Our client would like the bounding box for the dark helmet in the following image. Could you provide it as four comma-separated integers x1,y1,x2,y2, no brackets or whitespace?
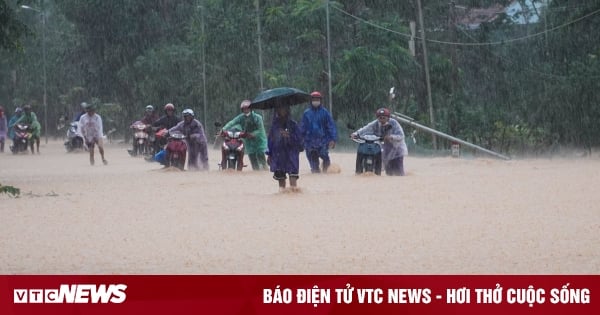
376,107,391,118
23,104,32,112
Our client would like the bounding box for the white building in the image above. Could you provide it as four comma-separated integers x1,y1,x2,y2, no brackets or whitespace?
505,0,551,25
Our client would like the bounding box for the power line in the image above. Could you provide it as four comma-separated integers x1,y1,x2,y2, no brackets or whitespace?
331,5,600,46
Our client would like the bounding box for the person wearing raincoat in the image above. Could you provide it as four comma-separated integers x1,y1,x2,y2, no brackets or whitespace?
300,91,337,173
8,107,22,149
0,106,7,153
351,107,407,176
168,108,209,171
266,104,303,191
221,100,268,170
14,104,42,154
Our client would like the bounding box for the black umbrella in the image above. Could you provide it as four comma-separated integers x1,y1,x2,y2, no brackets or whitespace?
250,87,311,110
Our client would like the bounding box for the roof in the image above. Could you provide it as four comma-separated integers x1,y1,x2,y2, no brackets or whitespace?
456,4,505,30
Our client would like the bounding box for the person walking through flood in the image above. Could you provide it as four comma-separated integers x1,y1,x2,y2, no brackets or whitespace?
266,104,303,191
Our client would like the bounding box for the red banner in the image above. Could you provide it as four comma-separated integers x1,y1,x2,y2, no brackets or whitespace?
1,275,597,315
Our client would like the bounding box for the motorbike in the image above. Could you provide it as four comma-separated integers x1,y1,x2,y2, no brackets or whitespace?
11,123,32,154
352,134,383,175
165,131,187,170
152,127,168,154
219,129,247,171
64,122,85,152
128,121,151,157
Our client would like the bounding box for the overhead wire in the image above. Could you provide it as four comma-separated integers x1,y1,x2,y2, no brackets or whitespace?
331,5,600,46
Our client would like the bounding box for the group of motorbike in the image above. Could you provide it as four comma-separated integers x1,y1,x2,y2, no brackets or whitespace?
12,118,84,154
126,121,188,171
126,119,381,174
125,120,246,171
59,107,385,175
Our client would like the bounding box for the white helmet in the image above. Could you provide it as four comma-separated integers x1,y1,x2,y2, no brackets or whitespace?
182,108,194,117
145,105,154,112
240,100,251,109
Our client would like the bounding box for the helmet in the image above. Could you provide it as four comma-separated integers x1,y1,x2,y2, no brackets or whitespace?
164,103,175,111
240,100,251,109
145,105,154,112
376,107,391,118
310,91,322,98
85,103,96,111
182,108,194,117
15,107,22,114
23,104,32,111
80,102,88,109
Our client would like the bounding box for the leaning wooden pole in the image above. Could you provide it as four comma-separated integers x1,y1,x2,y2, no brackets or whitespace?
392,112,511,160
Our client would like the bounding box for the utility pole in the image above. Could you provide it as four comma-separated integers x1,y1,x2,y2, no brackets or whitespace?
416,0,436,149
21,4,48,144
448,1,459,90
325,0,333,115
200,2,207,129
42,6,47,144
255,0,264,91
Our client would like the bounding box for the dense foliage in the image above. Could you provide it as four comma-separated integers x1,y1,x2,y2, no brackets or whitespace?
1,0,599,156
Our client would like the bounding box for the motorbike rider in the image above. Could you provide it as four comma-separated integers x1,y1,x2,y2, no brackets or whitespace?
140,105,158,125
147,103,182,161
221,99,268,171
14,104,42,154
7,107,22,150
0,106,7,153
153,103,181,130
351,107,407,176
74,102,87,122
63,102,86,152
168,108,209,171
130,105,158,155
300,91,337,173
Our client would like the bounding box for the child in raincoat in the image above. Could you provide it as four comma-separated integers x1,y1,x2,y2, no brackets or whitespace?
266,104,303,191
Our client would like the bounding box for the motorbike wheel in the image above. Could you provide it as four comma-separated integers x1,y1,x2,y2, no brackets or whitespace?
73,137,83,150
175,157,186,171
364,157,374,173
355,154,364,174
227,158,237,170
136,140,146,156
66,138,82,152
17,140,28,154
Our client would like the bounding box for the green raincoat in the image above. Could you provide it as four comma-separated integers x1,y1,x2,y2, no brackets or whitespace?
15,112,41,138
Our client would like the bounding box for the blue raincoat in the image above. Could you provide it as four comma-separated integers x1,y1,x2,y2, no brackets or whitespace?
300,105,337,149
267,114,303,175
